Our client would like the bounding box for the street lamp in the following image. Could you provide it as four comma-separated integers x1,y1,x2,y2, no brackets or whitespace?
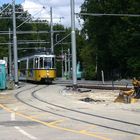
71,0,77,88
55,34,59,42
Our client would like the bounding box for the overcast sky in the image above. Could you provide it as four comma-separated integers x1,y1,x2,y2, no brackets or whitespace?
0,0,84,28
22,0,84,28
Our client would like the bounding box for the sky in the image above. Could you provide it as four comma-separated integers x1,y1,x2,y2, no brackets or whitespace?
0,0,84,28
22,0,84,28
0,0,24,5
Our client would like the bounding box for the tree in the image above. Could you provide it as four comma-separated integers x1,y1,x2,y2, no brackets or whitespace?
81,0,140,80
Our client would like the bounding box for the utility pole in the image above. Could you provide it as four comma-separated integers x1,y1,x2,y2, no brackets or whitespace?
50,7,54,53
71,0,77,87
68,48,71,79
61,47,64,78
64,52,67,79
12,0,18,84
8,28,12,78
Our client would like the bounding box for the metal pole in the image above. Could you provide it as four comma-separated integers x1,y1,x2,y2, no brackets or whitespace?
64,52,67,79
61,47,64,78
101,70,105,84
68,48,71,79
8,28,12,78
12,0,18,84
71,0,77,87
50,7,54,53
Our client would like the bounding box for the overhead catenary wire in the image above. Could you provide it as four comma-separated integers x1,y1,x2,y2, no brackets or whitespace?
0,3,11,14
16,8,44,29
77,13,140,17
54,33,71,47
0,30,65,35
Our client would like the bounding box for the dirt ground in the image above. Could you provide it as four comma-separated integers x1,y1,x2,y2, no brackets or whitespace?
62,88,140,112
66,89,118,103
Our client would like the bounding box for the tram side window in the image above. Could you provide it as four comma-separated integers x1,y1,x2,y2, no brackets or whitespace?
34,57,39,69
52,58,55,68
29,58,33,69
20,60,26,69
39,57,44,68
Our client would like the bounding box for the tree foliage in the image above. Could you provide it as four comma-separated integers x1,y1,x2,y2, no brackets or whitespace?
81,0,140,79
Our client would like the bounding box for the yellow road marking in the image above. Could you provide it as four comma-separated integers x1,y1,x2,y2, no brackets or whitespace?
48,119,65,125
81,131,126,136
31,112,49,118
79,125,96,133
0,104,111,140
29,113,65,125
80,130,87,133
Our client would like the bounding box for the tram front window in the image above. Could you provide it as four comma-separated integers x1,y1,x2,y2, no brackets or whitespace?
44,57,51,69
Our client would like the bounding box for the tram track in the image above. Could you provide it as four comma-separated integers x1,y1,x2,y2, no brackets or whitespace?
33,89,140,126
14,84,140,136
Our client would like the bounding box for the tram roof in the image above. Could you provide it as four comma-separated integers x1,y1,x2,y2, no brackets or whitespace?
33,54,55,57
18,54,55,61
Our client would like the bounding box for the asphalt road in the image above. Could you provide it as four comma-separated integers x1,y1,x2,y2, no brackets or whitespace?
0,82,140,140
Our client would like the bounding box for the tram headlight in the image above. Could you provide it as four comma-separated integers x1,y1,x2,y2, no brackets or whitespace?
46,70,49,76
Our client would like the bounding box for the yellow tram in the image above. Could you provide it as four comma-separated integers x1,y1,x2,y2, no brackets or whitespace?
18,53,56,83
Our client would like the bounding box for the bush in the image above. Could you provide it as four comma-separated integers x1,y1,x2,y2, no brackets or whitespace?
83,65,96,80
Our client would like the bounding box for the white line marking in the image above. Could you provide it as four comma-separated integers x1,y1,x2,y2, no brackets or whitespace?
11,108,17,121
14,126,37,140
11,112,15,121
10,108,37,139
